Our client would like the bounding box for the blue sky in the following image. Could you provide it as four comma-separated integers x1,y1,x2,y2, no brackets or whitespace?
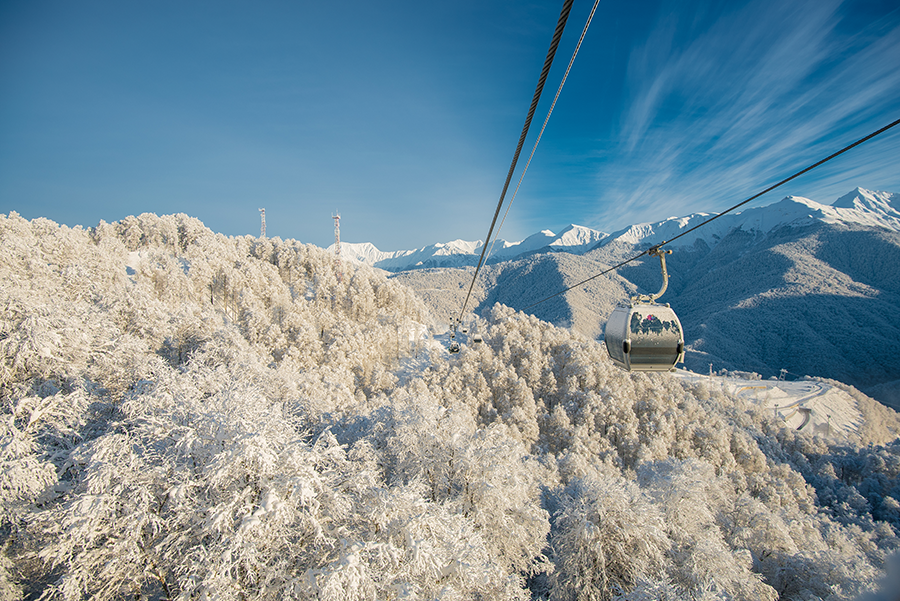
2,0,899,251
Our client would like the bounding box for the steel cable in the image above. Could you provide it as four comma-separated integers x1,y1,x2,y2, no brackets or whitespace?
484,0,603,264
456,0,574,325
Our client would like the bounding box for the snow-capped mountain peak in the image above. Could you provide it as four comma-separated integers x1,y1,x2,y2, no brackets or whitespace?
549,224,609,250
832,187,900,220
500,230,558,256
435,239,483,255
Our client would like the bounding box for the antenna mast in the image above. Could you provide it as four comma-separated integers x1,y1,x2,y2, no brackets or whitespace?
259,208,266,238
333,212,342,283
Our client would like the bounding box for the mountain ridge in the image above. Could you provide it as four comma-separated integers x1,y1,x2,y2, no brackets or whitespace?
339,188,899,272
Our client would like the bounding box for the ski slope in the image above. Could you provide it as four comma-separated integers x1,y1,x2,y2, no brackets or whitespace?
674,369,862,440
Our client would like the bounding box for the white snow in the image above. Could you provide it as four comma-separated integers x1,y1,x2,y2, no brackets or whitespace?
676,370,863,441
125,250,142,277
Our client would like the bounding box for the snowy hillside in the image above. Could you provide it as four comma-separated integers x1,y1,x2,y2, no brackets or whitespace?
3,211,900,600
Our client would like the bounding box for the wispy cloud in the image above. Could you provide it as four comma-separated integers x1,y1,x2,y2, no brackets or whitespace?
590,0,900,232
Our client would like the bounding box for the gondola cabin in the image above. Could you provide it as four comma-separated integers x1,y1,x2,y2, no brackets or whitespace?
604,247,684,372
605,301,684,371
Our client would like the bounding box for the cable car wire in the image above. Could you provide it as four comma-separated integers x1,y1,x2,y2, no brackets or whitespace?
484,0,603,264
520,116,900,313
456,0,574,326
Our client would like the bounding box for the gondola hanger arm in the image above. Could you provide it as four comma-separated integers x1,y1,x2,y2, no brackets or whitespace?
635,247,672,303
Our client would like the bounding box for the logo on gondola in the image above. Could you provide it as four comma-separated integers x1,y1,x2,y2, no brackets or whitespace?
630,312,680,335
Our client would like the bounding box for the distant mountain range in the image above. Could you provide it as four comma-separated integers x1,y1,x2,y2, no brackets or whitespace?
336,188,900,272
365,188,900,409
335,224,607,271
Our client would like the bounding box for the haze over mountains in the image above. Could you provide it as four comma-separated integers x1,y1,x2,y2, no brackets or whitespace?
343,188,900,408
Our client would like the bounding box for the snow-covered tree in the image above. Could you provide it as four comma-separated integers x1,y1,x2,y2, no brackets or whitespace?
2,211,899,600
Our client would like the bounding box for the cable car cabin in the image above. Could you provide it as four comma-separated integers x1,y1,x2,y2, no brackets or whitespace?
605,302,684,372
448,341,461,354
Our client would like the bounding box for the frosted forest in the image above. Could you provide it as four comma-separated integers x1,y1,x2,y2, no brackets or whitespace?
2,211,900,601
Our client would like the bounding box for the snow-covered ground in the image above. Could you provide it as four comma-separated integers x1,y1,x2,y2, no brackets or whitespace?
674,370,863,440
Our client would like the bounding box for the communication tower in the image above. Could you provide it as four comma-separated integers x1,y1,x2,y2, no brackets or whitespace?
259,208,266,238
333,212,342,283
